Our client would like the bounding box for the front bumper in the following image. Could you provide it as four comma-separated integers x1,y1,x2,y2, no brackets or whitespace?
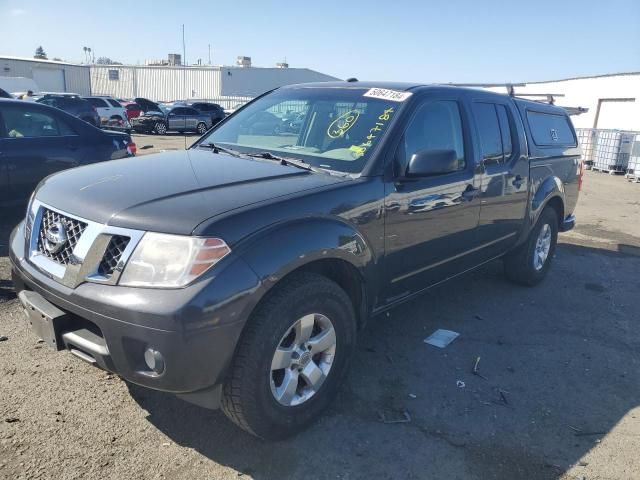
130,118,159,130
9,221,260,397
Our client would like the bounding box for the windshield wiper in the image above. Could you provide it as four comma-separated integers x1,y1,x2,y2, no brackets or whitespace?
197,142,243,158
246,151,314,172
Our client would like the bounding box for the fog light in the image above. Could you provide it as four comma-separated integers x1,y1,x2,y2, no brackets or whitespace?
144,348,165,375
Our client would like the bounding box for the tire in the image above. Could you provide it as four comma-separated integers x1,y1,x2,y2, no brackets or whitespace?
154,122,167,135
196,122,208,135
504,206,558,286
222,272,357,439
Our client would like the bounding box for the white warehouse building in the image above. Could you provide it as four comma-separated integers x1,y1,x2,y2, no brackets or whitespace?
1,55,639,130
89,64,339,107
0,56,91,95
0,55,338,108
484,72,640,131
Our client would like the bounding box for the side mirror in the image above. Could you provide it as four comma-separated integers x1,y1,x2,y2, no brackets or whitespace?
406,149,460,177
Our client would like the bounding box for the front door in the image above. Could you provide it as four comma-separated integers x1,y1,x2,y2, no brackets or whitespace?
184,108,199,130
168,108,186,130
470,100,530,259
383,97,482,303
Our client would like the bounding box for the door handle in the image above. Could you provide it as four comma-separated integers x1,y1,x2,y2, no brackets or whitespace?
461,185,480,201
511,175,524,188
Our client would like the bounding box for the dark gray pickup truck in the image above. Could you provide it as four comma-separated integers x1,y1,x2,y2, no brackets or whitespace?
10,81,582,439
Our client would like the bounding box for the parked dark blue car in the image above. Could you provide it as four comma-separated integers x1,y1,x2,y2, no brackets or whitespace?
0,99,135,205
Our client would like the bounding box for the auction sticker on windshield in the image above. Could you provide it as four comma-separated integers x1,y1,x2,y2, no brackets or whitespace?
363,88,412,102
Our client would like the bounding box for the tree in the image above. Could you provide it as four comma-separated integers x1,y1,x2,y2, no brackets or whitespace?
34,46,47,60
96,57,122,65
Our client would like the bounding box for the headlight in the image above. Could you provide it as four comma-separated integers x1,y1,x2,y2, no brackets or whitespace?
119,233,231,288
25,191,36,240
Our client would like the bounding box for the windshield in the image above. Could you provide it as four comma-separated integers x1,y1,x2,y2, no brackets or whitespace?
197,87,407,173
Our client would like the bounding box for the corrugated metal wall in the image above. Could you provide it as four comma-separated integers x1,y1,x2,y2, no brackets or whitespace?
0,57,91,95
220,67,339,97
90,65,339,107
91,65,224,102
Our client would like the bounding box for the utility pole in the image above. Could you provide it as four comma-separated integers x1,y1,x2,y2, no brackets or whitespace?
208,44,211,65
182,24,187,101
182,24,186,66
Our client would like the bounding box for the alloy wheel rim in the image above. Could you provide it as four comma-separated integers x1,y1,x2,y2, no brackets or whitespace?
533,223,552,271
270,313,336,407
197,124,207,134
157,123,166,134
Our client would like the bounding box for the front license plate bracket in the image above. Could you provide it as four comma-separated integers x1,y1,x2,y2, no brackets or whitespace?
18,290,68,351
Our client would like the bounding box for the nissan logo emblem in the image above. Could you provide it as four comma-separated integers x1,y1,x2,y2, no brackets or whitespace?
44,221,68,254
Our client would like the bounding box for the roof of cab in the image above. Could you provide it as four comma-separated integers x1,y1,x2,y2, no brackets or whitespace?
282,81,570,115
282,80,511,97
282,81,424,91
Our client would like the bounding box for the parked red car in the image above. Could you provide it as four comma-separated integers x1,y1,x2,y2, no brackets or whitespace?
123,102,142,120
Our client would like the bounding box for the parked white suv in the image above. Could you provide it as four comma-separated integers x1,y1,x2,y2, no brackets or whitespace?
84,96,130,130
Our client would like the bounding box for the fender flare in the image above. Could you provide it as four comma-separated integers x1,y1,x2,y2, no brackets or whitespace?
237,217,376,321
529,175,565,231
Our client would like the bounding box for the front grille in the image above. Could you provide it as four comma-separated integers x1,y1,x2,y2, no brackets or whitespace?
98,235,130,277
37,208,88,265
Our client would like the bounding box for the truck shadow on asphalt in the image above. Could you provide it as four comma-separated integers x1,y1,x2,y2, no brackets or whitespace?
127,241,640,480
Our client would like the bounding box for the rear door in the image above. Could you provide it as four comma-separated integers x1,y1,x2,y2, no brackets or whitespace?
107,99,125,119
0,103,81,202
469,99,529,259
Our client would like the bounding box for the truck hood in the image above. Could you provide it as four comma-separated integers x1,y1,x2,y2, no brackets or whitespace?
34,149,349,234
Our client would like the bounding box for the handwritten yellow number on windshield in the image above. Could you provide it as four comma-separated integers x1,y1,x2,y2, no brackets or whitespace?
327,110,361,138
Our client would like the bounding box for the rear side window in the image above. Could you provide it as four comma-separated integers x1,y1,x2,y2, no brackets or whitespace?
107,99,121,107
2,107,76,137
472,103,503,164
527,111,576,146
402,100,466,171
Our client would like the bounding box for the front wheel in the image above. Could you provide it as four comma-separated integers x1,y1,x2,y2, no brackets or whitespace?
504,206,558,286
196,122,208,135
221,272,357,439
154,122,167,135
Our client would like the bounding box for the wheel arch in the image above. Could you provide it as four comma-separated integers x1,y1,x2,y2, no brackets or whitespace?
530,176,565,229
238,218,376,330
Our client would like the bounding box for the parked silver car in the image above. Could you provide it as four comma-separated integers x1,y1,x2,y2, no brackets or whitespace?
131,105,213,135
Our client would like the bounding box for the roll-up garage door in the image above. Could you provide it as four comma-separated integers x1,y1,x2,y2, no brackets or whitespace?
32,68,65,92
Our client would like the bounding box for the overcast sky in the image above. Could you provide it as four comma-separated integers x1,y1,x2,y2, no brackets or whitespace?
1,0,639,83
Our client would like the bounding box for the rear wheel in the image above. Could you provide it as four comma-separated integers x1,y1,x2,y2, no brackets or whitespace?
504,206,558,286
221,272,357,439
154,122,167,135
196,122,208,135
